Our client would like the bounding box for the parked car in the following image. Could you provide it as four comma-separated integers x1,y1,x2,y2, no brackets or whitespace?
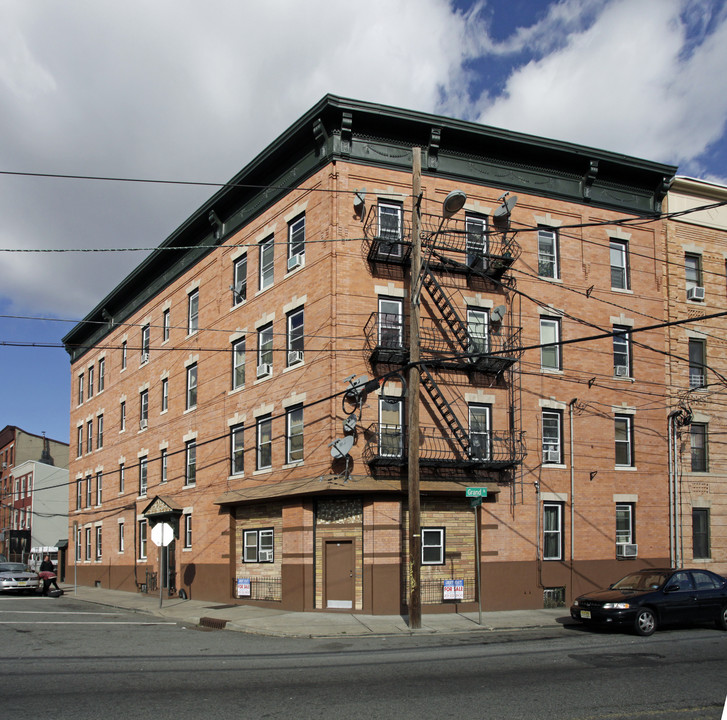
570,568,727,636
0,562,41,594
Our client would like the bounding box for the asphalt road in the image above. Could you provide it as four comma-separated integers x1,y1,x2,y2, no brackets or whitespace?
1,594,726,719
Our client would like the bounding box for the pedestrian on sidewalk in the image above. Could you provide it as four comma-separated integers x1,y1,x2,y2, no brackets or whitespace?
39,555,61,596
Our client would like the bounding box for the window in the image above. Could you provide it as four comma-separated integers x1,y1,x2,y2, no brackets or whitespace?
78,374,84,405
421,527,445,565
692,508,710,559
139,457,148,496
98,358,105,392
287,308,304,366
186,363,198,410
141,324,150,363
120,401,126,431
185,441,196,486
161,378,168,412
259,235,274,290
257,323,273,375
97,414,104,449
377,202,403,256
86,420,93,454
85,527,91,561
690,423,708,472
232,338,246,389
76,529,82,562
187,290,199,335
139,520,147,560
87,365,94,399
121,340,127,370
613,326,631,377
119,463,125,493
616,503,634,546
615,414,633,467
256,415,272,470
243,528,273,563
379,397,403,458
689,339,706,389
465,214,487,270
685,253,702,293
184,514,192,549
378,297,403,349
286,405,304,464
543,503,563,560
467,308,488,354
118,521,125,553
95,526,102,559
162,309,170,342
610,239,629,289
140,389,149,428
538,228,559,279
232,255,247,305
77,426,83,458
540,317,561,370
95,471,102,505
542,411,562,464
160,448,168,483
287,214,305,268
469,404,491,460
231,424,244,476
76,479,82,510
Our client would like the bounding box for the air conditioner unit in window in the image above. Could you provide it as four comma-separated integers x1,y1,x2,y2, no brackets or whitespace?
615,365,629,377
543,449,560,463
259,549,273,562
288,350,303,365
141,352,149,364
139,419,148,430
287,253,303,271
617,543,638,558
687,286,705,301
256,363,271,379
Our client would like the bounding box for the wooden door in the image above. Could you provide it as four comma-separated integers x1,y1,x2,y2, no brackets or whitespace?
325,540,354,609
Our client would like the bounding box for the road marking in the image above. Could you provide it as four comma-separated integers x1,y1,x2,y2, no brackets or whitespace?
0,621,177,625
0,611,120,615
721,693,727,720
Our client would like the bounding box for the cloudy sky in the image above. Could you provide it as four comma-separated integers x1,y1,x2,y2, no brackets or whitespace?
1,0,726,442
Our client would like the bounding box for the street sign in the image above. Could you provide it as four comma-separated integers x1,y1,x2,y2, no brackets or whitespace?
466,487,488,498
150,522,174,547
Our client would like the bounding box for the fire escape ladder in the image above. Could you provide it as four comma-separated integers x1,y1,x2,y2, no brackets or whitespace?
420,270,473,356
420,366,470,455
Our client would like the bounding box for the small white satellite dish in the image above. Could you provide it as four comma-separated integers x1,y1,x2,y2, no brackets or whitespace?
493,194,518,220
330,436,354,459
491,305,507,322
343,414,358,433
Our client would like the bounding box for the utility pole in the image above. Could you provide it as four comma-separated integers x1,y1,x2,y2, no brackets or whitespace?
408,148,422,629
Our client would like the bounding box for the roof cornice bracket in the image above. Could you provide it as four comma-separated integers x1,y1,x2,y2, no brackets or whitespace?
582,160,598,201
341,111,353,158
428,127,441,170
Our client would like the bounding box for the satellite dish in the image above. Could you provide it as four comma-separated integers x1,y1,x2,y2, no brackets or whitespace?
493,194,518,220
491,305,507,323
330,436,354,459
343,414,358,433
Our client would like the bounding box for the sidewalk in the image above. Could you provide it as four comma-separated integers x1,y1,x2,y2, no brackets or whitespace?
58,583,572,638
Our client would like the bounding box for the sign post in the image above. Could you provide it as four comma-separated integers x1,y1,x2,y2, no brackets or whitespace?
150,522,174,608
466,488,487,625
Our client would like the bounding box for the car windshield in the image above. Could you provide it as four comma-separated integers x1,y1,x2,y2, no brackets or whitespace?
612,572,670,591
0,563,30,573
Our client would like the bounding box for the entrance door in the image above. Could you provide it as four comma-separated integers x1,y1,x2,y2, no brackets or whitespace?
325,540,354,609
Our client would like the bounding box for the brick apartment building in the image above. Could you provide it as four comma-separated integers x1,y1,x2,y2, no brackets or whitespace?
62,95,679,613
664,177,727,577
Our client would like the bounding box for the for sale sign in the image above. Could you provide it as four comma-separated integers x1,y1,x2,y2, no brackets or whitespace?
237,578,251,597
443,579,464,600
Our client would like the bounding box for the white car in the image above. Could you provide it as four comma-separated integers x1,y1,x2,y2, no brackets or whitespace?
0,562,41,593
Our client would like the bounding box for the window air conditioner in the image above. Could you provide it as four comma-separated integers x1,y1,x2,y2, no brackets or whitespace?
617,543,638,558
140,418,148,430
615,365,629,377
543,449,560,463
288,350,303,365
141,351,150,364
256,363,271,379
287,253,303,271
259,549,273,562
687,286,705,301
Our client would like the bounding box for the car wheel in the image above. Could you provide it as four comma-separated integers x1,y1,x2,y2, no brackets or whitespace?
634,608,656,636
717,605,727,631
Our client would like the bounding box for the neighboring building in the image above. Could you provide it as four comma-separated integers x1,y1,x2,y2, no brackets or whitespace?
0,426,69,561
62,95,677,612
664,177,727,576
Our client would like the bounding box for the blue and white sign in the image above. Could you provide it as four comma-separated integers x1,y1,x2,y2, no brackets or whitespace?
236,578,251,597
443,579,464,600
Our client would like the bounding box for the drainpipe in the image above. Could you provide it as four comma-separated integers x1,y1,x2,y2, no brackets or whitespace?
667,411,677,567
569,398,577,600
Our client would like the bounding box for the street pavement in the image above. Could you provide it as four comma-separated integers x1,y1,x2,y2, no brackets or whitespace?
56,582,571,637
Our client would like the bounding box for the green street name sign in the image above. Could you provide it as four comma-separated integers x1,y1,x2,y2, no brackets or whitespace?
466,487,488,498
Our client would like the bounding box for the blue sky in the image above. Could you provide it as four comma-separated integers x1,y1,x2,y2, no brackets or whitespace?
1,0,726,443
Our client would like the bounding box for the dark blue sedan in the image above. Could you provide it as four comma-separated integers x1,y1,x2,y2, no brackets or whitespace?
570,568,727,636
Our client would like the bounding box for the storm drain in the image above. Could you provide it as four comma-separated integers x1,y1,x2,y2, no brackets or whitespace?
199,616,229,630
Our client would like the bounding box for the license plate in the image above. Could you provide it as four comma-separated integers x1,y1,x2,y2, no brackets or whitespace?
18,581,27,586
580,610,591,619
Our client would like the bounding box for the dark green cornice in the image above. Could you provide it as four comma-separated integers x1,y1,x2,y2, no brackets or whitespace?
63,94,676,361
